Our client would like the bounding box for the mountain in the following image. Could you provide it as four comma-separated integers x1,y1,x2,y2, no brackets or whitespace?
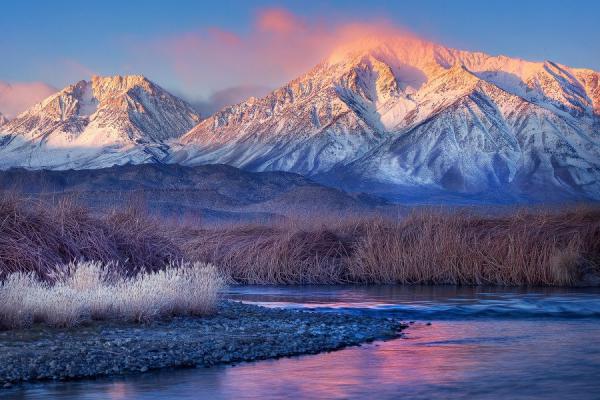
1,38,599,203
0,112,7,127
0,163,386,222
0,75,200,170
172,37,600,202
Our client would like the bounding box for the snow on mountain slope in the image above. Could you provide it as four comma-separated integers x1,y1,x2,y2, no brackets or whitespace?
170,61,383,173
0,36,598,202
174,36,600,200
0,112,7,127
333,75,600,197
0,75,200,169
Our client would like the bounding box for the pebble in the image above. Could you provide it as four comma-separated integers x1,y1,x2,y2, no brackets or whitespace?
0,301,406,387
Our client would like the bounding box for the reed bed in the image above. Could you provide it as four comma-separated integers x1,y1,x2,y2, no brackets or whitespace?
0,193,182,280
184,208,600,286
1,192,598,287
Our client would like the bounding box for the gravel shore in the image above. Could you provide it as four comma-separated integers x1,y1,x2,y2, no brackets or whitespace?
0,301,405,386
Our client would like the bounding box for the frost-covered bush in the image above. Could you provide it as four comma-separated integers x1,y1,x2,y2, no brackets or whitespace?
0,261,225,330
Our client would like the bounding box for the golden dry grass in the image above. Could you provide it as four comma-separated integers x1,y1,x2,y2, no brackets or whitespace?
0,193,183,280
183,208,600,286
1,192,598,287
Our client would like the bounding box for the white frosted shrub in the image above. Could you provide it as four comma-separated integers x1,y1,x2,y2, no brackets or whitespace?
0,261,225,329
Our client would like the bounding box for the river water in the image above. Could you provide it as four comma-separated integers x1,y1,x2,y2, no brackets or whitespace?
9,286,600,399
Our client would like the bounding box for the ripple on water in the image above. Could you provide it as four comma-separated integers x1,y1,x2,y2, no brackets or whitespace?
6,285,600,400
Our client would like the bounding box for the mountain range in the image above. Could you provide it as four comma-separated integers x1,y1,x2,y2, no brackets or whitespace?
0,75,200,169
1,36,599,203
0,163,385,222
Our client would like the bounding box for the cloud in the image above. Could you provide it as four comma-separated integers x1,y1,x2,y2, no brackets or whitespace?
136,8,418,98
0,81,57,119
59,59,97,81
188,84,273,116
256,8,306,34
0,59,93,119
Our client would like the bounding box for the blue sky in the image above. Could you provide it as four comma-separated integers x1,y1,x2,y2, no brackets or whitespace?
2,0,599,106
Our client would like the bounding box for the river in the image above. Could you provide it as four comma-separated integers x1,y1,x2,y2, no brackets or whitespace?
8,285,600,399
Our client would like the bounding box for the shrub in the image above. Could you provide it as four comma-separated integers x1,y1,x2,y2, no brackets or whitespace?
0,193,182,280
184,207,600,286
1,192,598,287
0,261,225,330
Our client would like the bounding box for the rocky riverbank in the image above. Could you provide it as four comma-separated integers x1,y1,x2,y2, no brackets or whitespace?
0,301,405,387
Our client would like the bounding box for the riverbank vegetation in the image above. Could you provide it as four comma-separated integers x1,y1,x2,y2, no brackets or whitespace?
1,193,599,289
0,261,224,329
188,208,600,286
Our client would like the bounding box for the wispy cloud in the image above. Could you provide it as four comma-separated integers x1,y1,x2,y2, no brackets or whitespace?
133,8,416,101
58,58,97,81
187,84,273,116
0,81,56,119
0,58,95,119
256,8,306,34
0,8,417,118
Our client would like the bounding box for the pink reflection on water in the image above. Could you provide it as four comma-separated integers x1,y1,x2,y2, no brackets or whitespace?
218,323,487,399
106,382,129,399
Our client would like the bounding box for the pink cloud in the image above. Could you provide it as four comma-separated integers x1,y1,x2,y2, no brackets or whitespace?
0,81,56,119
0,59,96,120
256,8,305,34
207,27,242,46
59,58,97,80
139,8,419,97
189,84,273,116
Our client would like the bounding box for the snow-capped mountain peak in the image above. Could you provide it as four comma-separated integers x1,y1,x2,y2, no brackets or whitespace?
0,75,201,170
1,38,599,202
173,37,600,201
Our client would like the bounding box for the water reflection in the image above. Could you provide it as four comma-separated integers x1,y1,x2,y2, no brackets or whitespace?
7,286,600,400
226,285,600,319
